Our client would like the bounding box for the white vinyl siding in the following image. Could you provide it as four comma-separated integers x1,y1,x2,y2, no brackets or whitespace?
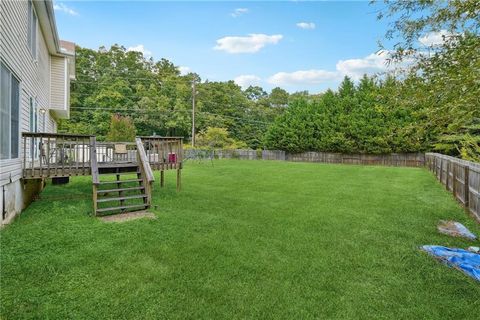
50,56,66,110
0,1,58,186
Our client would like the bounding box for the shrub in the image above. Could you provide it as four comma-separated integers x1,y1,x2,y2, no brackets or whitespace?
195,127,248,150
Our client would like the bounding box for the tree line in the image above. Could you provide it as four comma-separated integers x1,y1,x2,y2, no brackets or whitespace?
60,46,288,149
266,0,479,160
60,0,479,160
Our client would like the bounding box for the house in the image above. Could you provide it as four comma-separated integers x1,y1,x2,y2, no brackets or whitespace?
0,0,75,224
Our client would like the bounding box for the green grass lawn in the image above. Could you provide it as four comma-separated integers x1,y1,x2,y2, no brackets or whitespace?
1,160,479,319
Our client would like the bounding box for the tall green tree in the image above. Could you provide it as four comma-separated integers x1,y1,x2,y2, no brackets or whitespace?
269,87,289,108
376,0,480,160
60,45,281,148
106,114,136,142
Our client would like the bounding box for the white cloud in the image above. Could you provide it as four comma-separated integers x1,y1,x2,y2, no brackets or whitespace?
234,75,261,89
231,8,249,18
296,22,315,30
336,50,393,80
418,30,454,47
214,34,283,54
178,66,191,75
127,44,152,58
53,3,79,16
268,51,410,86
268,70,339,86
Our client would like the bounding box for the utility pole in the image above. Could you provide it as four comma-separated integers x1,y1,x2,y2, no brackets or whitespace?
191,79,196,147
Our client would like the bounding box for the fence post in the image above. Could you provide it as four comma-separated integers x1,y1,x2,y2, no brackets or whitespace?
445,160,450,191
464,165,470,210
452,163,457,198
440,159,443,184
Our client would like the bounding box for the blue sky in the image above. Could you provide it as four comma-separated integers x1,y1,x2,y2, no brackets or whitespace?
54,1,399,93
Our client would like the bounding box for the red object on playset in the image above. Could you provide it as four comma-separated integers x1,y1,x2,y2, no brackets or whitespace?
168,153,177,163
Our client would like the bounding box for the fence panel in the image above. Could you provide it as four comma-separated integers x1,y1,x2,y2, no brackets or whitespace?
186,149,425,166
425,153,480,223
286,152,424,167
262,150,285,160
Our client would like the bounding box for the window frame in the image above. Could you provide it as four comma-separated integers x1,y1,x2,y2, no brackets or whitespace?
29,97,39,160
10,76,20,159
27,0,37,60
0,61,21,161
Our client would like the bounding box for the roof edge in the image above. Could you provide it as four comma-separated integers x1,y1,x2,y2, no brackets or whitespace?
34,0,62,55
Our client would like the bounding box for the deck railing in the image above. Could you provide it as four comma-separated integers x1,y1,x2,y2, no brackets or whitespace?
140,136,183,170
95,141,138,164
22,132,94,179
22,133,184,179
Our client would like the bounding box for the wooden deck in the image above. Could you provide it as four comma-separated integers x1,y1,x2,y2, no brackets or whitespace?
21,133,184,216
22,133,183,180
23,161,182,179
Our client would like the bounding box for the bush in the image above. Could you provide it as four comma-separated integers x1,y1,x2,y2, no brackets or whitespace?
195,127,248,150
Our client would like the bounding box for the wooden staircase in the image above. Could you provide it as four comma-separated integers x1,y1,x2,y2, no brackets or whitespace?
95,164,148,215
91,138,154,216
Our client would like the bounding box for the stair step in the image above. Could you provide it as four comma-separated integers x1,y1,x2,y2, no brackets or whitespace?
96,204,148,214
97,194,147,203
98,163,138,168
98,179,143,185
97,186,144,194
98,164,140,175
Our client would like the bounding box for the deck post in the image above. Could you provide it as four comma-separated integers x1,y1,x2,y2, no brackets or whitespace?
160,170,164,188
47,137,50,177
176,169,181,192
39,136,43,178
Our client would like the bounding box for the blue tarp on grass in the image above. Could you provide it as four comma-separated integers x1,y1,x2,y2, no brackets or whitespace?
421,245,480,282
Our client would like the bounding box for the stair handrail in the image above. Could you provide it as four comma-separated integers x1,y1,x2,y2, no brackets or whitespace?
136,138,155,183
90,136,99,185
136,138,155,207
90,136,100,215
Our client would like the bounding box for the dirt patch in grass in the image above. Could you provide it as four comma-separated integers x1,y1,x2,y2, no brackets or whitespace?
99,211,157,223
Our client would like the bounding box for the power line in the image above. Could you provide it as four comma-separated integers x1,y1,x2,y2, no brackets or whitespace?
71,76,250,88
71,72,203,83
72,77,192,84
69,106,271,125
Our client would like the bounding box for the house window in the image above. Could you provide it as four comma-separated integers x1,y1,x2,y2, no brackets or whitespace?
29,97,38,133
0,62,20,160
27,0,37,59
29,97,38,159
41,109,46,132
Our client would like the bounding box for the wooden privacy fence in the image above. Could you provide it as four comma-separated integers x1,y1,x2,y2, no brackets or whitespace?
425,153,480,222
286,152,425,166
185,149,425,167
